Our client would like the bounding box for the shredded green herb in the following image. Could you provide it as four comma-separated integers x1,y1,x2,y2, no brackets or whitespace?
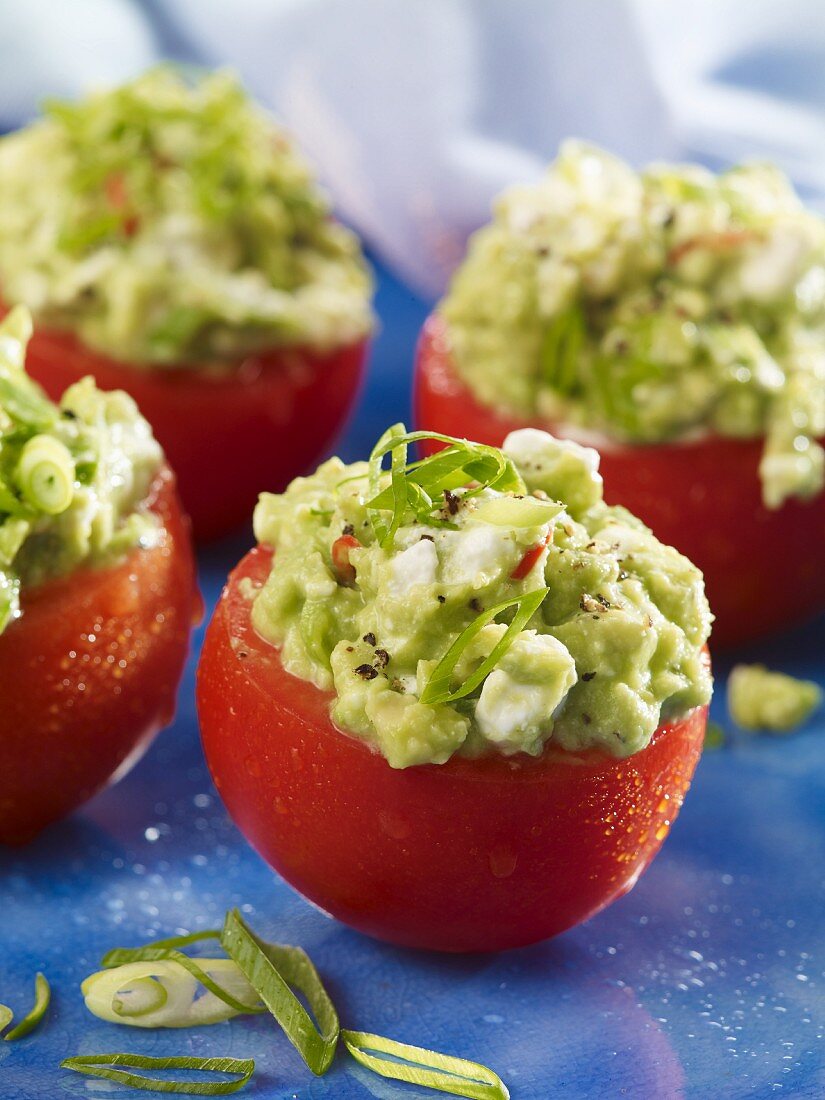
365,425,526,550
60,1053,254,1095
220,908,339,1076
3,972,50,1041
343,1030,510,1100
420,588,549,705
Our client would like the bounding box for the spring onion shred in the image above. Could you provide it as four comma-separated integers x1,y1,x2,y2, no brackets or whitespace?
0,1004,12,1034
420,587,550,705
342,1031,510,1100
59,1053,255,1095
102,934,262,1017
74,911,510,1098
365,425,526,550
3,972,50,1041
220,908,339,1076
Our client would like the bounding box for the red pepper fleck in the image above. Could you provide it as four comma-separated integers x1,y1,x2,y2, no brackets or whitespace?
105,173,139,237
331,534,361,586
511,530,552,581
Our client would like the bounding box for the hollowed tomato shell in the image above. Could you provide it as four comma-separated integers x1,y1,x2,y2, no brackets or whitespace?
2,305,368,542
414,315,825,647
197,545,708,953
0,467,197,845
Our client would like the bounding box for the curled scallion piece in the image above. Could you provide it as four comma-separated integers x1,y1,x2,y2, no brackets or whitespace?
82,959,259,1028
14,434,75,515
220,908,339,1076
365,425,526,549
3,972,50,1041
420,588,549,705
59,1053,255,1095
343,1030,510,1100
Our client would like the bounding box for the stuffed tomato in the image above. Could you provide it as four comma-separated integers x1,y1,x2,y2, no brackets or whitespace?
0,68,373,541
0,308,196,845
415,143,825,646
198,425,712,952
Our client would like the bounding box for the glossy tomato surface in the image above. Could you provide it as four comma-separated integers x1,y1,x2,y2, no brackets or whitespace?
197,545,708,953
5,307,368,541
0,468,197,845
415,315,825,647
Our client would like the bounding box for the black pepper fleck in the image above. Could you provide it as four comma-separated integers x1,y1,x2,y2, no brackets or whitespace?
469,598,483,613
444,490,460,516
355,664,378,680
374,648,390,669
582,713,592,725
363,632,376,646
436,594,446,604
581,671,597,682
342,523,355,536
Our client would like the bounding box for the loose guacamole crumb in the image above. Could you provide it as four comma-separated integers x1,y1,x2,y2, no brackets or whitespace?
0,67,373,364
0,306,163,632
728,664,822,731
250,426,712,768
440,141,825,509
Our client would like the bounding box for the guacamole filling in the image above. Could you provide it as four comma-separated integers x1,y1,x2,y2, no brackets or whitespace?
440,141,825,509
728,664,821,732
0,306,164,632
0,67,373,365
250,425,712,768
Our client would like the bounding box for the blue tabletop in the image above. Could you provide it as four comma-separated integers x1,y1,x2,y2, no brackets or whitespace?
1,262,823,1100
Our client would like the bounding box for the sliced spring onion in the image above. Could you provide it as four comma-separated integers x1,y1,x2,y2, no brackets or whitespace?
14,435,75,515
83,959,258,1028
342,1031,509,1100
101,946,262,1018
3,972,50,1041
0,1003,12,1035
60,1053,254,1095
365,426,526,549
419,588,549,705
472,496,561,527
220,908,338,1076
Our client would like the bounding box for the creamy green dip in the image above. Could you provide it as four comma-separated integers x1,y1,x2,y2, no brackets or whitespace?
441,141,825,509
250,425,712,767
0,306,163,632
0,68,373,365
728,664,821,731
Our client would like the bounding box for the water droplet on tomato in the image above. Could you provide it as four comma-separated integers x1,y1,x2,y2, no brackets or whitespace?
488,845,517,879
245,756,262,778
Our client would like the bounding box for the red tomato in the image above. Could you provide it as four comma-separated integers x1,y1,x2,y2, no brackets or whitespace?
1,304,368,542
0,468,197,845
330,534,361,586
197,545,708,953
415,315,825,647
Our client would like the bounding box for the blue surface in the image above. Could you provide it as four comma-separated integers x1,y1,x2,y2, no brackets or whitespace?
1,262,823,1100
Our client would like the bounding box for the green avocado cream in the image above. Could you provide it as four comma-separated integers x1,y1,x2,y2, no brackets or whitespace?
728,664,821,731
250,425,712,768
0,67,373,365
440,141,825,510
0,306,163,632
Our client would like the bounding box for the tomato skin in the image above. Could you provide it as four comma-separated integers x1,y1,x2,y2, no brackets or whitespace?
0,468,197,845
415,315,825,647
197,546,707,953
2,305,368,542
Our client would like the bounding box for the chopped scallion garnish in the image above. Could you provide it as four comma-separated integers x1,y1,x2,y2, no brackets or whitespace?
59,1053,255,1094
365,425,526,549
342,1030,510,1099
420,588,549,705
220,908,339,1076
3,972,50,1041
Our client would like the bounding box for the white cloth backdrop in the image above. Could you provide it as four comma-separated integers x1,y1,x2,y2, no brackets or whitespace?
1,0,824,296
